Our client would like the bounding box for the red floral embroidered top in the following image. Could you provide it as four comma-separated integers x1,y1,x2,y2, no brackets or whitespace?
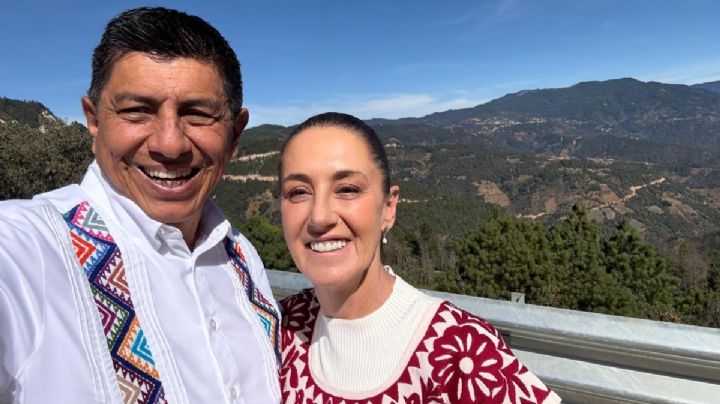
280,289,561,404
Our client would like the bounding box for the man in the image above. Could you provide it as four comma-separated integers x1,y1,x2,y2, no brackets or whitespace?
0,7,280,403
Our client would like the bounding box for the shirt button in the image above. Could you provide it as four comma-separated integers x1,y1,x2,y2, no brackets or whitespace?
230,386,239,400
209,318,218,330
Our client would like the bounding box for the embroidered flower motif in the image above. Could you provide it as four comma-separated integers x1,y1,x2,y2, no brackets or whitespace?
446,304,503,342
281,342,302,389
418,378,447,403
430,324,504,403
285,388,314,404
281,293,312,331
497,356,533,403
404,392,422,404
279,298,555,404
281,326,295,350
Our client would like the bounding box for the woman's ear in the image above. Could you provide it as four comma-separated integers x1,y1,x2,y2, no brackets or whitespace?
382,185,400,231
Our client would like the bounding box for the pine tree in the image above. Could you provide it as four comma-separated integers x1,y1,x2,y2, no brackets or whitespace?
603,220,677,320
452,209,557,302
548,204,624,313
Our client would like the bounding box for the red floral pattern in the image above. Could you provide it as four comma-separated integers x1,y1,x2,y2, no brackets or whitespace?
429,324,504,402
280,290,560,404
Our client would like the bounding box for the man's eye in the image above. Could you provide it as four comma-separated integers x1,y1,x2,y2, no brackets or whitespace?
118,107,151,121
183,110,217,125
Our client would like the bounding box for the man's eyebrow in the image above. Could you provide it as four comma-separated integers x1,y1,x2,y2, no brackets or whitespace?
179,98,225,112
112,92,159,106
111,93,225,112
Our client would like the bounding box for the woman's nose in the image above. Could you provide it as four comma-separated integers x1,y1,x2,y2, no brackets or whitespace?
308,195,337,233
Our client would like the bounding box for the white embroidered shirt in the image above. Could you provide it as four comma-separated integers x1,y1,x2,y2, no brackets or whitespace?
0,162,280,404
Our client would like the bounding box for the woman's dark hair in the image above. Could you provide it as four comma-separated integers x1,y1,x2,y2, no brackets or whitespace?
280,112,391,195
88,7,243,116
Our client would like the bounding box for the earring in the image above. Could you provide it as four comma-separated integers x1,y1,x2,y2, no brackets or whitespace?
382,230,388,245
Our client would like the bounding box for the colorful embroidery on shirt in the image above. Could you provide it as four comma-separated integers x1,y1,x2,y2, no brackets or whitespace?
224,238,281,365
63,201,168,404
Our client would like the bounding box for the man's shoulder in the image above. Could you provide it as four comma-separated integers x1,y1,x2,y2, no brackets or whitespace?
227,226,251,244
0,198,63,288
225,227,268,273
226,227,263,261
0,185,84,245
0,198,56,232
1,184,83,216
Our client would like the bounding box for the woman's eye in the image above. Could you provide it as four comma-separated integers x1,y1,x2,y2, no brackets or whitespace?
337,185,360,197
284,188,310,202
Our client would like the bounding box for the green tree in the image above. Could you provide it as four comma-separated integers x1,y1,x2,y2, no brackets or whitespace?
238,215,295,272
708,251,720,292
703,251,720,327
451,209,557,302
548,204,632,314
0,121,93,199
603,220,677,320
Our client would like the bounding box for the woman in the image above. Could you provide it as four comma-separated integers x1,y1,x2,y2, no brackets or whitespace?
278,112,560,403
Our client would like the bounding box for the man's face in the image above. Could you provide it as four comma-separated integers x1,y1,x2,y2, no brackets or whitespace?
82,52,247,244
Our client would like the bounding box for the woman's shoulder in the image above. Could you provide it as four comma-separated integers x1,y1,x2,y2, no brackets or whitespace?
423,301,560,403
431,301,507,344
280,288,316,310
280,288,320,332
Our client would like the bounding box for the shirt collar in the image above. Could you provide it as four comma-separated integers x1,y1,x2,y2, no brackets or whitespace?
80,161,231,255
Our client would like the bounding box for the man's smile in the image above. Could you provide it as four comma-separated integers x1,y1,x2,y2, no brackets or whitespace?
138,166,202,188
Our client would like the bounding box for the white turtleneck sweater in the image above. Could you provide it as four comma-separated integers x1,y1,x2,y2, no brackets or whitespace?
308,274,442,393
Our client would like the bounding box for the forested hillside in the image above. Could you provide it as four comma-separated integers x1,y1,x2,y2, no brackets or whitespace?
693,80,720,94
3,77,720,327
0,97,60,128
218,122,720,327
0,122,92,200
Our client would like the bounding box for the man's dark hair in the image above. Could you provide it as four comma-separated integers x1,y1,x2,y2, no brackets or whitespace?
280,112,391,195
88,7,243,116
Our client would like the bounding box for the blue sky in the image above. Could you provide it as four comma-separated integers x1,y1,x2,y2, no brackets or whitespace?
2,0,720,127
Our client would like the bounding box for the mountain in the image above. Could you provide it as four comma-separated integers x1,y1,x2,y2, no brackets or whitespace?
0,97,60,128
3,78,720,315
692,80,720,94
221,78,720,289
379,78,720,158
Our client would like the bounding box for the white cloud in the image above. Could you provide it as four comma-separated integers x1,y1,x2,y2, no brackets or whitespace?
494,0,518,21
641,59,720,85
435,0,519,29
246,93,488,127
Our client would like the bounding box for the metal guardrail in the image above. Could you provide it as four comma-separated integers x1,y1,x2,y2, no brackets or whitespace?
267,269,720,404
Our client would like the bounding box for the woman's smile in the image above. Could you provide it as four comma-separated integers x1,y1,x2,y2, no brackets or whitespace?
308,239,349,253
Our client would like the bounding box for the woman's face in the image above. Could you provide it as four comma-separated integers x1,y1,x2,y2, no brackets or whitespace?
280,125,398,290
